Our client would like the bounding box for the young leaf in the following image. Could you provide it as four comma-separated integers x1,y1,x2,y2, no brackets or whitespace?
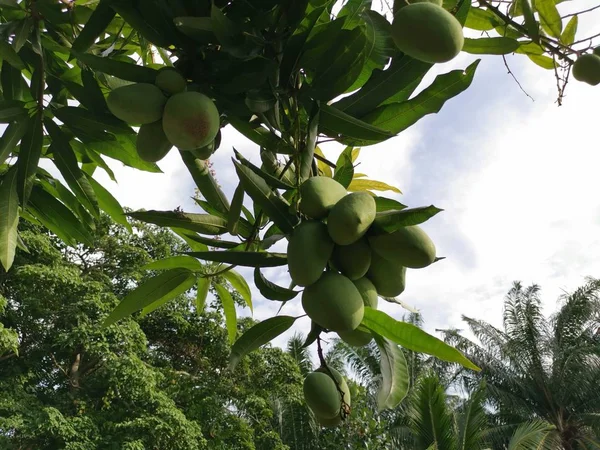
73,51,158,83
319,104,393,142
215,283,237,344
142,255,204,272
462,37,520,55
0,119,27,166
361,308,480,371
71,2,116,53
196,277,210,314
560,15,578,45
348,179,402,194
228,183,244,235
186,251,288,267
0,166,19,271
233,159,299,234
222,269,253,313
127,210,228,235
254,267,300,301
372,333,410,411
180,151,230,215
103,268,196,327
534,0,562,38
369,206,443,234
85,174,131,231
314,146,332,178
16,112,43,205
333,147,354,188
229,316,297,370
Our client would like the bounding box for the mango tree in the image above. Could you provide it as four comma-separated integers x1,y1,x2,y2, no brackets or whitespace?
0,0,599,427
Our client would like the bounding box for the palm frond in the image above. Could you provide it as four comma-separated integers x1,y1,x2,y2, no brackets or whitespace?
287,332,314,375
456,382,489,450
506,420,559,450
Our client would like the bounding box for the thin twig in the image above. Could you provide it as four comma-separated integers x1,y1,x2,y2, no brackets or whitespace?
51,353,69,377
562,4,600,19
313,152,337,169
502,55,535,102
571,31,600,47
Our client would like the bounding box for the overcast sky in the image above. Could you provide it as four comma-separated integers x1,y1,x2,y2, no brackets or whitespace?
10,1,599,355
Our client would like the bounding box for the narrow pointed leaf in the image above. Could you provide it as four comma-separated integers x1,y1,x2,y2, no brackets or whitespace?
302,321,324,348
560,15,577,45
71,2,116,53
222,269,253,312
103,268,195,327
348,179,401,194
534,0,562,38
127,210,228,235
320,104,393,141
73,51,158,83
85,174,131,231
233,159,299,234
196,277,210,314
0,40,25,69
0,100,27,122
187,251,288,267
180,151,230,214
0,167,19,271
333,147,354,188
254,267,300,301
362,308,480,371
521,0,540,43
17,112,43,205
172,229,240,249
215,283,237,344
143,255,204,272
140,274,197,317
228,183,244,235
375,196,407,212
370,206,443,234
300,103,319,181
229,316,297,369
234,150,294,190
373,333,410,411
528,54,554,70
0,119,28,166
462,37,520,55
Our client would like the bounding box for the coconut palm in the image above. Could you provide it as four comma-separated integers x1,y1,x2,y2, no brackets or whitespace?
438,278,600,449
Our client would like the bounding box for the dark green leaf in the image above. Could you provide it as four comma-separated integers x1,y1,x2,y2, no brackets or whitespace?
254,267,300,301
1,61,23,101
233,159,299,234
302,321,323,348
462,37,520,55
180,151,230,215
143,255,204,271
370,206,443,234
362,308,480,371
0,40,25,69
171,228,208,252
196,277,210,314
320,104,393,142
0,100,26,122
0,119,27,165
300,102,319,182
103,268,196,327
73,51,158,83
186,251,288,267
71,2,116,53
172,228,240,249
127,210,228,235
0,166,19,271
228,183,244,235
38,178,95,230
521,0,540,43
107,2,171,48
372,333,410,411
85,174,131,232
16,112,43,205
13,18,31,53
53,106,133,136
222,269,253,312
215,283,237,344
333,147,354,189
227,117,295,155
80,69,110,114
234,149,294,190
229,315,297,369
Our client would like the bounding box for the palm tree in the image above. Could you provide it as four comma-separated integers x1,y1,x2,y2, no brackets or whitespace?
439,278,600,449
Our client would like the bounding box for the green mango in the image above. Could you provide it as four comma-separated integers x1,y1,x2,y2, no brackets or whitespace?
287,221,334,287
368,225,436,269
107,83,167,125
136,120,173,162
331,237,372,280
338,277,378,347
327,192,376,245
155,68,187,95
573,54,600,86
299,176,347,219
367,252,406,297
303,367,351,421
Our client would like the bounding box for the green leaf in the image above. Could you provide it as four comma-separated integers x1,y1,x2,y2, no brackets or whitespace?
462,37,520,55
534,0,562,38
334,55,431,117
228,183,244,235
319,104,393,142
521,0,540,43
0,100,26,122
52,106,133,136
38,178,95,231
186,251,288,267
106,2,171,48
372,333,410,411
361,308,480,371
0,119,27,165
229,316,297,369
81,69,109,114
103,268,196,327
143,255,204,272
180,151,230,215
302,321,323,348
233,149,294,190
196,277,210,314
333,147,354,189
300,102,319,182
254,267,300,301
370,206,443,234
222,269,253,312
227,117,294,155
71,2,116,53
16,112,43,205
215,283,237,344
527,54,555,70
0,40,25,69
375,196,407,212
84,136,161,173
348,61,479,146
172,228,240,249
233,159,299,234
26,185,94,247
85,174,131,232
13,18,31,53
127,210,228,235
348,179,401,194
73,51,158,83
560,15,577,45
465,7,500,31
0,166,19,271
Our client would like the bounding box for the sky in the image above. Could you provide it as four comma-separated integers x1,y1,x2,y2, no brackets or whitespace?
16,0,600,355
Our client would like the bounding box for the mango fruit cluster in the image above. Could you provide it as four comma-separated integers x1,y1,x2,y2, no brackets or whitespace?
391,0,464,64
106,68,220,162
288,176,437,348
573,48,600,86
303,367,351,427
